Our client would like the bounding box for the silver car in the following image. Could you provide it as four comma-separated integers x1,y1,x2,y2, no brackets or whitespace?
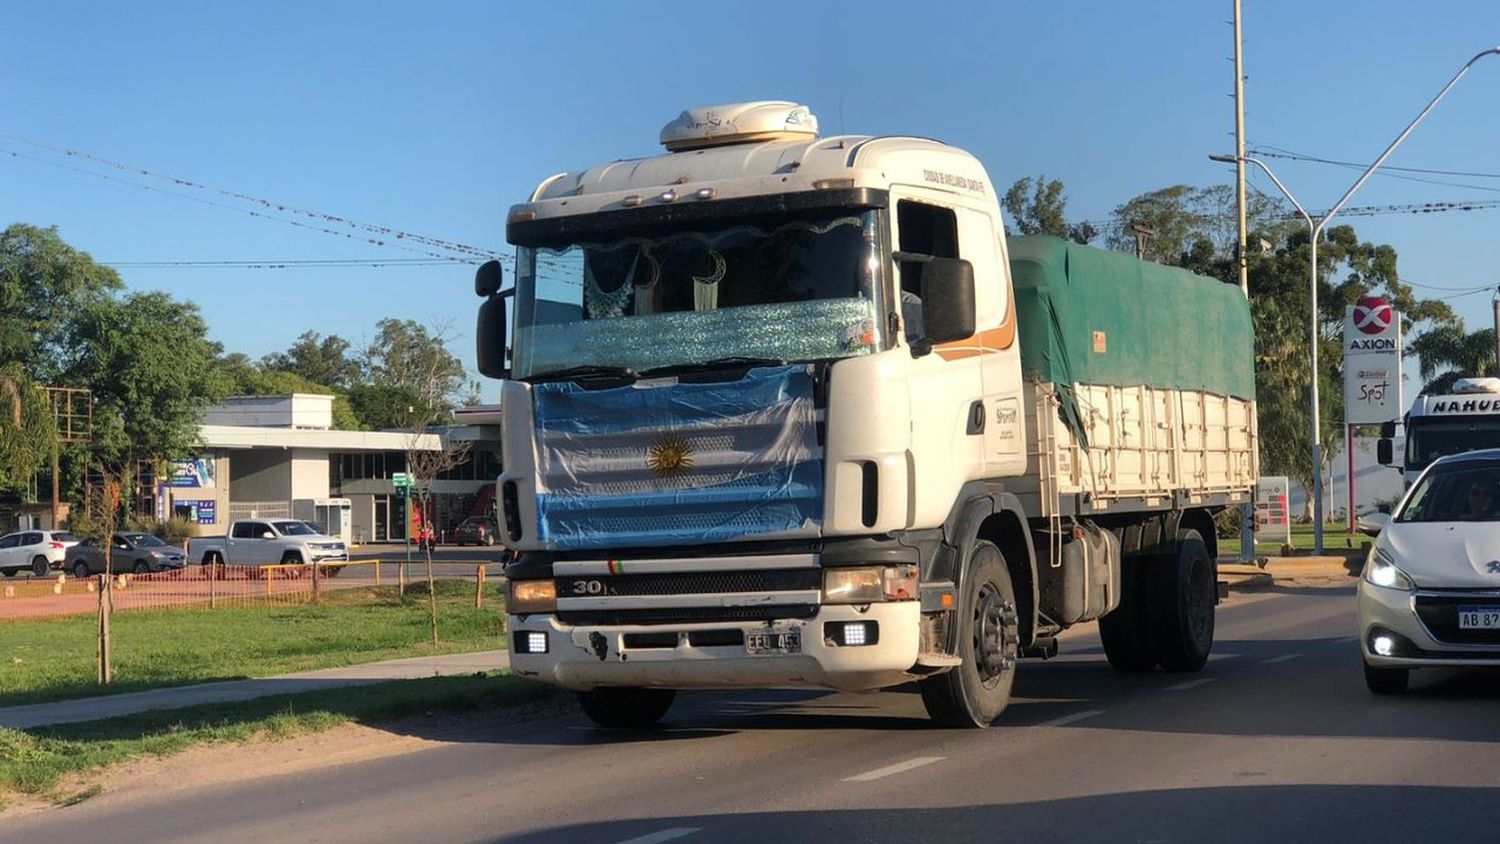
1357,449,1500,693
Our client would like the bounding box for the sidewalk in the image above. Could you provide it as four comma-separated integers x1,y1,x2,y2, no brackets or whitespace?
1219,554,1361,591
0,650,512,731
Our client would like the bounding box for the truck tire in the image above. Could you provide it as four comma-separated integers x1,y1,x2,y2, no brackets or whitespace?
1363,660,1408,694
577,687,676,729
919,540,1019,727
202,551,223,567
1148,529,1215,672
32,556,49,577
1099,552,1157,672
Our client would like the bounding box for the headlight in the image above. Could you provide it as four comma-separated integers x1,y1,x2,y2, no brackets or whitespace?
822,565,919,604
1366,547,1414,591
508,579,557,614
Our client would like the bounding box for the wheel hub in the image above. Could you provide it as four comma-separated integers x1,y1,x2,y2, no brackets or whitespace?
973,583,1018,684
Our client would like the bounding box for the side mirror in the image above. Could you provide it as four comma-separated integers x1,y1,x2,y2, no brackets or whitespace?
912,256,976,347
1358,512,1391,537
1376,438,1393,466
1380,420,1397,438
476,295,510,379
474,260,503,298
261,531,275,540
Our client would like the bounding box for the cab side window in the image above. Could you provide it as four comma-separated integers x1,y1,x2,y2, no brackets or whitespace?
896,201,959,342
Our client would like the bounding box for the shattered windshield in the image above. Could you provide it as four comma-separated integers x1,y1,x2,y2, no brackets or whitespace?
511,208,885,379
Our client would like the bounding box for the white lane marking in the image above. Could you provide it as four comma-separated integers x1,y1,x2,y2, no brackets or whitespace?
1036,709,1105,728
1166,678,1217,692
1338,635,1360,644
1263,654,1302,664
843,756,946,782
612,828,700,844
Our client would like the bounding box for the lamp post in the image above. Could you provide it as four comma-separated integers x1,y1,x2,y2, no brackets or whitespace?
1213,46,1500,554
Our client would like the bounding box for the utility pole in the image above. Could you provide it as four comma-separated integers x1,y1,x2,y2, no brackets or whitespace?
1232,0,1249,296
1493,286,1500,373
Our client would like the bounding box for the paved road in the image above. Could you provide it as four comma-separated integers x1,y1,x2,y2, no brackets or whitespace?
9,582,1500,843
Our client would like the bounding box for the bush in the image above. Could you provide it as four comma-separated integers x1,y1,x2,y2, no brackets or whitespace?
1213,505,1245,539
117,515,199,543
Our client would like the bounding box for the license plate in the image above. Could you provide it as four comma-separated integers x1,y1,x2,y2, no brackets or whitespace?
1457,606,1500,629
746,627,801,655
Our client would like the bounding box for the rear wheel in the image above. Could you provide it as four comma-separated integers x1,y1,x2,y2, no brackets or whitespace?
482,534,496,547
133,561,150,575
1364,661,1409,694
1148,530,1215,673
31,556,48,577
920,540,1019,727
577,687,676,729
1099,552,1157,672
73,561,90,579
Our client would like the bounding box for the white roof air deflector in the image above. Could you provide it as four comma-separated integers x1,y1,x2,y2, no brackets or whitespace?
660,101,819,152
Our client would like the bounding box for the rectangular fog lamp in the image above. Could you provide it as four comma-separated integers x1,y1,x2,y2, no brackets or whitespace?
826,621,879,647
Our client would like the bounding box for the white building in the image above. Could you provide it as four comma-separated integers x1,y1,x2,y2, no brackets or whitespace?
156,394,500,544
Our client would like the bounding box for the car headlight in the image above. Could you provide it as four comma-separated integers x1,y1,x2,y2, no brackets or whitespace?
1366,547,1414,591
508,579,557,614
822,565,919,604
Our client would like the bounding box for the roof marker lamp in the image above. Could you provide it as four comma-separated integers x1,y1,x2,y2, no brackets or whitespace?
1366,548,1413,591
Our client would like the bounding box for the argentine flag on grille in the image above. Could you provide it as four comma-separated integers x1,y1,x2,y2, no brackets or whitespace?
532,365,824,550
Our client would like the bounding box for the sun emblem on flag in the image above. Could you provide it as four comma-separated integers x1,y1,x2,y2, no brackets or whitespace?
647,435,694,479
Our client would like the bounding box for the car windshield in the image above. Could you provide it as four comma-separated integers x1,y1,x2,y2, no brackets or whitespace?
1405,416,1500,470
510,208,885,379
122,533,167,547
1396,462,1500,523
272,521,320,536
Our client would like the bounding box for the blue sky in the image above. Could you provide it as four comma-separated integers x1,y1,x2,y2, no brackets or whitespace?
3,1,1499,404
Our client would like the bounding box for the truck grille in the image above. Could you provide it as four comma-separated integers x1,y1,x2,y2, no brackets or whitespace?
556,604,818,627
556,569,819,598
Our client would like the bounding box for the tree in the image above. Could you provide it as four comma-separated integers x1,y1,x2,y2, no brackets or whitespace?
0,223,123,379
0,366,55,497
347,383,427,430
62,291,225,467
260,331,361,389
1409,322,1496,395
363,319,476,414
1002,176,1096,244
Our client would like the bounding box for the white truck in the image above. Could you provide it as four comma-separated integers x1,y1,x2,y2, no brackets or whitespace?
191,519,349,568
473,101,1257,728
1379,377,1500,486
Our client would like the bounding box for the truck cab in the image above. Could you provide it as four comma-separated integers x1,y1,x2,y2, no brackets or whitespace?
1381,378,1500,486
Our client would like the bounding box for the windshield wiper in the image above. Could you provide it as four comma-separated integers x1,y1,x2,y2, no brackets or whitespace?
639,357,791,378
527,364,639,385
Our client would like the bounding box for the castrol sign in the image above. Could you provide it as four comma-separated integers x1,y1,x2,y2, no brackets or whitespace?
1344,296,1402,425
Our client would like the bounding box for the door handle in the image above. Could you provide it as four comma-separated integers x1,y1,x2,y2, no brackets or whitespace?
967,400,986,435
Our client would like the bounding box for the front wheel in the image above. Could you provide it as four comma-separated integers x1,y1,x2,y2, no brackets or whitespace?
1364,661,1409,694
32,556,49,577
919,540,1019,727
1149,529,1215,672
133,561,150,575
2,568,16,578
577,687,676,729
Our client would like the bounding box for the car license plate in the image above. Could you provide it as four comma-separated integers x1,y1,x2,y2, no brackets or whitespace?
746,627,801,655
1457,606,1500,629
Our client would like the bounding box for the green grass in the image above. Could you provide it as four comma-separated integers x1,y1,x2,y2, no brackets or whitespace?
1251,522,1371,557
0,671,556,807
0,581,508,708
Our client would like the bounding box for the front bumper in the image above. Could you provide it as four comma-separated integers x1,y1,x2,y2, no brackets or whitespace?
508,600,922,692
1358,580,1500,668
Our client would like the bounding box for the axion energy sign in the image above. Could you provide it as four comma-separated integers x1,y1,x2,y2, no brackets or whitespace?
1344,296,1402,425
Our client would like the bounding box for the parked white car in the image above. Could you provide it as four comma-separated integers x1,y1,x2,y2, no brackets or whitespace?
1358,449,1500,693
0,530,80,577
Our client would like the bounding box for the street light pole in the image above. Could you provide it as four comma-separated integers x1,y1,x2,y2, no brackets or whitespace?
1212,46,1500,554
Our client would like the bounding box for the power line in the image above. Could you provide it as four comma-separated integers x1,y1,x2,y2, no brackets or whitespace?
1250,144,1500,181
1248,145,1500,195
103,257,465,269
0,130,504,261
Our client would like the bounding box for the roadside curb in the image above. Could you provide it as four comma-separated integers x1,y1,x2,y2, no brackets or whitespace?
1217,555,1361,593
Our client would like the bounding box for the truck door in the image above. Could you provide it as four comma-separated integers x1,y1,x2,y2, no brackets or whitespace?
890,193,986,510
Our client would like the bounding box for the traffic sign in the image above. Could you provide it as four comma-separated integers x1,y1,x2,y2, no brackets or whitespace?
392,472,411,488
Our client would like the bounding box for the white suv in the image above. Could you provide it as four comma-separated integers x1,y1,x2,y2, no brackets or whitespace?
0,530,80,577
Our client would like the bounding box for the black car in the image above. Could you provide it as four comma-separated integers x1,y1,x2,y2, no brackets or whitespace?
452,517,500,546
69,532,189,577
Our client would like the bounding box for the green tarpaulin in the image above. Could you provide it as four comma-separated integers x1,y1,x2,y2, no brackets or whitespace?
1008,235,1255,445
